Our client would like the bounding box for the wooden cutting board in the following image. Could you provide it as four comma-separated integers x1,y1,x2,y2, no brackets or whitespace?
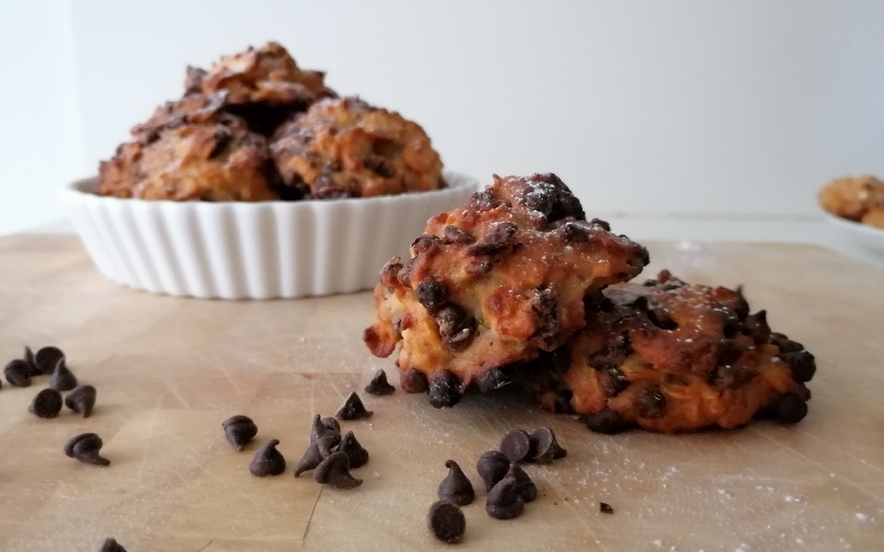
0,235,882,552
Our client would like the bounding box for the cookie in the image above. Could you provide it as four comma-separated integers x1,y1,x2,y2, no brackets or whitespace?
818,175,884,222
270,97,444,199
186,41,336,136
516,271,815,432
99,95,280,201
364,173,649,407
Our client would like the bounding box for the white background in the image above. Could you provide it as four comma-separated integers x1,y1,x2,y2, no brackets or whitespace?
2,1,883,246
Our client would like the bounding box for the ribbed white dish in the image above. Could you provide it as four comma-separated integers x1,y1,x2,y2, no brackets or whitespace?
60,172,478,299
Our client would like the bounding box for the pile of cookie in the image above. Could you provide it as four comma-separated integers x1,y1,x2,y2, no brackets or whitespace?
98,42,444,202
364,173,816,433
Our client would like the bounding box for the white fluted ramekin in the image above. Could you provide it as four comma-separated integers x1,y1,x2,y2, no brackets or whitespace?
60,172,478,299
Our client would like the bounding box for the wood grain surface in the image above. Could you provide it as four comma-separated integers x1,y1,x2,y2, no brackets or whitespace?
0,235,882,552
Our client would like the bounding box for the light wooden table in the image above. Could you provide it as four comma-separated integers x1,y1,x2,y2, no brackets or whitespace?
0,235,882,552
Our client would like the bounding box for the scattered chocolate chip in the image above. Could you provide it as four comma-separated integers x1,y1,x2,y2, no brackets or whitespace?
467,221,518,256
313,451,363,489
294,435,335,477
772,393,808,424
779,350,816,383
715,339,743,367
427,500,466,544
443,225,476,245
221,415,257,451
500,429,532,463
600,502,614,514
476,368,512,392
249,439,286,476
338,431,369,469
4,359,32,387
435,304,477,352
505,463,537,502
428,370,462,408
583,408,628,434
34,346,64,375
647,308,677,330
23,346,40,376
530,427,566,464
636,386,667,419
477,450,511,491
401,368,429,394
335,392,373,421
29,388,62,418
64,432,110,466
65,385,97,418
438,459,475,506
99,537,127,552
485,476,525,520
365,369,395,396
49,357,77,392
415,278,449,314
309,414,343,448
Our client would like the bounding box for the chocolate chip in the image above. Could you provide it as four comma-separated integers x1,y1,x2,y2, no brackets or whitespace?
249,439,286,476
522,173,586,222
636,386,666,419
485,476,525,520
401,368,429,394
23,346,40,376
34,346,64,375
780,350,816,383
428,370,461,408
338,431,369,469
600,502,614,514
505,463,537,502
335,392,373,421
4,359,32,387
710,364,756,390
364,369,395,396
531,286,561,346
99,537,127,552
65,385,97,418
583,408,628,434
598,367,629,398
64,432,110,466
313,451,363,489
560,221,593,243
443,225,476,245
415,278,448,314
411,234,442,256
29,388,62,418
500,429,532,463
647,308,677,330
476,368,512,392
221,415,257,450
530,427,566,464
49,357,77,392
772,393,808,424
716,339,743,367
435,304,477,352
310,414,342,447
742,310,771,344
477,450,511,491
467,221,519,256
733,285,750,320
438,459,475,506
208,127,232,159
294,435,335,477
427,500,466,544
771,332,804,353
590,218,611,231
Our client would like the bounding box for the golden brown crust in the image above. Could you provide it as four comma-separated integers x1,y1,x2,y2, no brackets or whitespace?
519,271,814,432
188,42,336,136
363,173,649,408
819,175,884,222
270,97,444,199
98,96,278,201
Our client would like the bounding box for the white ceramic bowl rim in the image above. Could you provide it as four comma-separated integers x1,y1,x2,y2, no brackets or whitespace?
820,209,884,238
